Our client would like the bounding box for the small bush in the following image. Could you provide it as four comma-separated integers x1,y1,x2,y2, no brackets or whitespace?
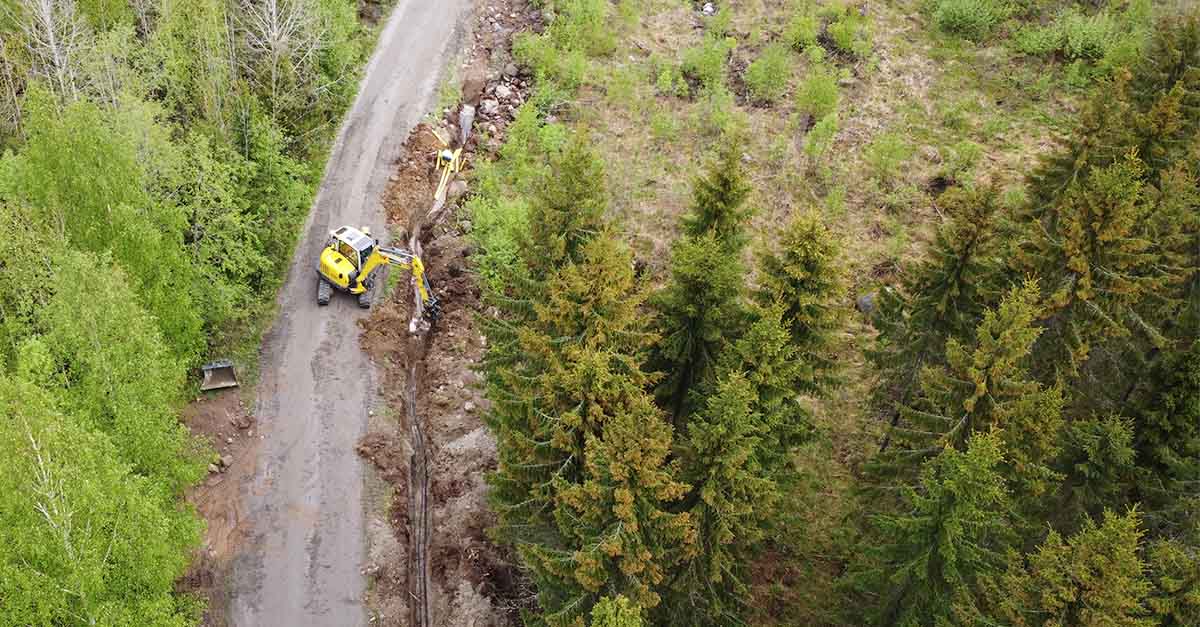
784,12,820,50
650,108,680,141
944,140,983,182
692,85,745,137
708,6,733,37
1013,23,1062,56
1059,9,1117,60
744,43,793,103
864,132,913,187
682,35,737,90
796,66,840,118
804,112,839,162
931,0,1012,40
826,7,871,57
511,0,616,91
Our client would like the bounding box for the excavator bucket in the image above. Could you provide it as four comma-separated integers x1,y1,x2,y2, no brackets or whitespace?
200,360,239,392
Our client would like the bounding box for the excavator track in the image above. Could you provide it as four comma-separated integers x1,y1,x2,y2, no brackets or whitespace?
317,276,332,306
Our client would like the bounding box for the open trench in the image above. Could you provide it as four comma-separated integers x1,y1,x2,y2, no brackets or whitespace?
404,348,433,627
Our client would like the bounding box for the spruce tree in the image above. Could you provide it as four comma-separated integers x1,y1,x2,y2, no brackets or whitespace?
648,233,747,427
1145,538,1200,627
872,281,1064,504
755,211,844,394
868,185,1001,443
1129,340,1200,535
1129,13,1200,181
714,302,808,473
1015,152,1174,381
682,138,753,253
852,432,1013,626
981,509,1154,627
520,130,610,284
486,235,694,625
537,388,692,625
665,373,775,626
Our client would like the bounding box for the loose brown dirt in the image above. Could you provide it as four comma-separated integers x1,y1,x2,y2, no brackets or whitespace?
178,389,258,627
356,1,540,624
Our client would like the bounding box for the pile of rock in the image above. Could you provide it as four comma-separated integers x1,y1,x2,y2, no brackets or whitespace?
475,64,530,146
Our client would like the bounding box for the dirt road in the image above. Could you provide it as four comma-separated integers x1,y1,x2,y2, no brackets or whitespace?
228,2,470,624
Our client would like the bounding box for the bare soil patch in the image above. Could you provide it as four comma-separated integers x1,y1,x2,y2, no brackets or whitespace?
178,390,258,627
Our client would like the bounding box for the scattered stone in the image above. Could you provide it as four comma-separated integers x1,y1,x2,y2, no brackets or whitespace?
208,463,221,474
448,261,464,278
920,146,942,164
494,84,514,100
220,454,233,467
464,401,477,413
459,219,472,233
448,180,469,200
856,292,877,316
702,2,715,15
480,99,500,116
838,76,858,88
226,437,234,444
503,63,519,77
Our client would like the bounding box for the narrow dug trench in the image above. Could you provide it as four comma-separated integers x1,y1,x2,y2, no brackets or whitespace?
356,2,543,623
358,130,522,626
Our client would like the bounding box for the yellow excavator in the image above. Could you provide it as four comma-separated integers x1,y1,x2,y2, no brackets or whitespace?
316,225,439,319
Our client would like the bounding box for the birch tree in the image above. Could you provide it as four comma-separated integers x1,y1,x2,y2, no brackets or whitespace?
5,0,88,101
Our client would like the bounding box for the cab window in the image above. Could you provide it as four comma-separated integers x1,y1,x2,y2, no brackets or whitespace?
338,241,358,268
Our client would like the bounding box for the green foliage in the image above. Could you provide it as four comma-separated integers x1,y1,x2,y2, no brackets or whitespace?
1129,341,1200,534
795,65,840,119
1145,538,1200,627
668,373,775,625
825,5,872,57
803,112,839,163
682,140,753,252
590,595,644,627
867,185,1002,428
863,132,913,188
650,234,747,425
682,35,736,91
853,432,1013,626
38,251,205,492
755,212,844,394
882,282,1065,506
3,90,204,363
931,0,1013,41
714,303,809,470
981,509,1153,627
520,131,610,282
514,0,616,91
944,139,983,183
784,10,820,51
744,42,792,104
0,376,202,626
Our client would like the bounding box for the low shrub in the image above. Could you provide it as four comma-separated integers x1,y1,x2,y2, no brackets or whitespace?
682,34,737,90
796,65,841,118
931,0,1013,40
744,43,793,103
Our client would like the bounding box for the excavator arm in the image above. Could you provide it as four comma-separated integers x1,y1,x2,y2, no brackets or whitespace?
362,246,439,320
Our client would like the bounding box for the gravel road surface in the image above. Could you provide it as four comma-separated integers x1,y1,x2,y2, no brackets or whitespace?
229,2,470,624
